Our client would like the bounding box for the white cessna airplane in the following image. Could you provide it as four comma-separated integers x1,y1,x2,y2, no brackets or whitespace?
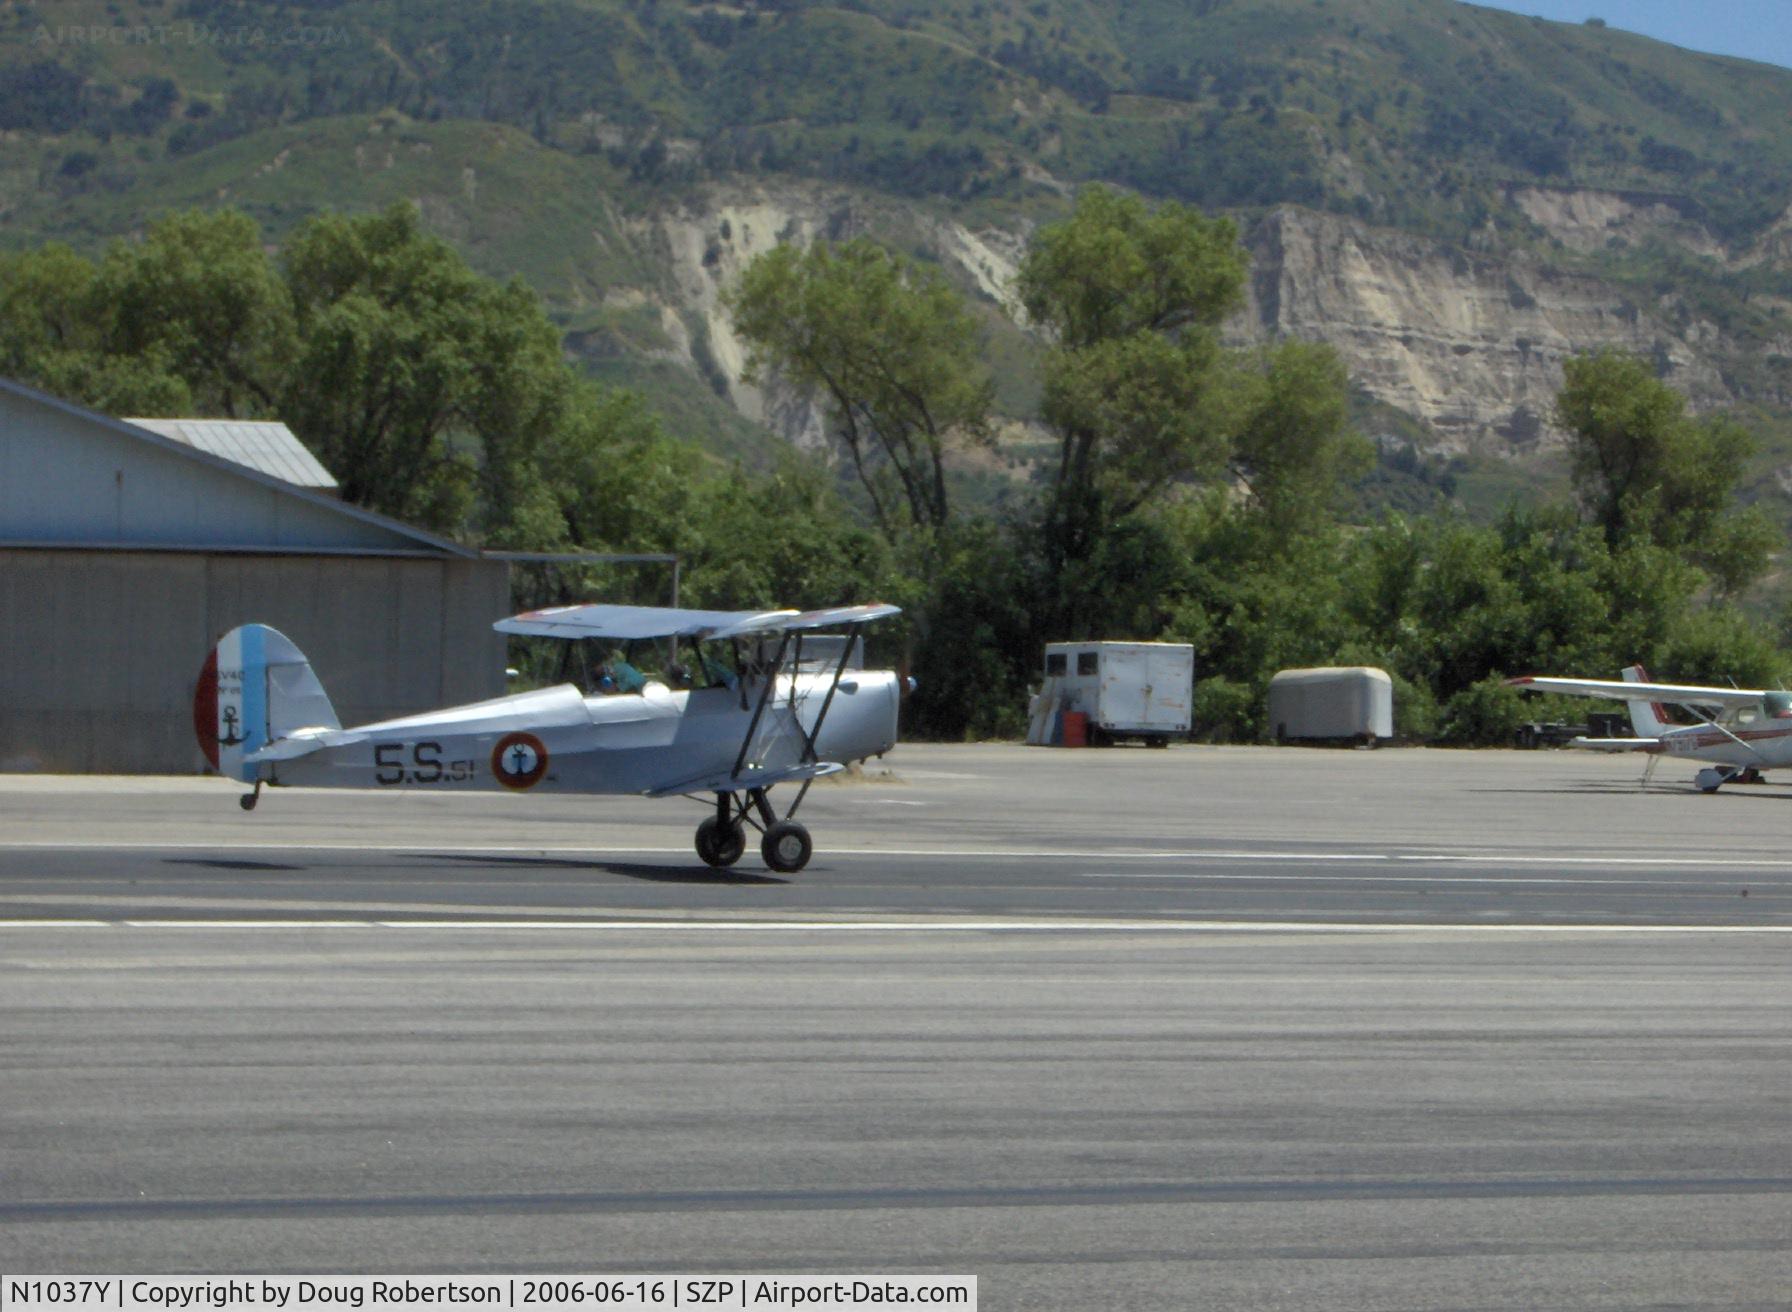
1506,664,1792,791
194,602,903,872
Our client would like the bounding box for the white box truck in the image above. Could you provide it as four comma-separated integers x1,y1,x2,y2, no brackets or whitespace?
1028,641,1195,747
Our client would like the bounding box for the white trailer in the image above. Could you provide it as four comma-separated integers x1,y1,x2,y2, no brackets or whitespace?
1267,666,1394,745
1028,642,1195,747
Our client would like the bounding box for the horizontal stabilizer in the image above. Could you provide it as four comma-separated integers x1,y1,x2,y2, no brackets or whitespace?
646,760,846,798
1566,736,1661,752
245,727,351,764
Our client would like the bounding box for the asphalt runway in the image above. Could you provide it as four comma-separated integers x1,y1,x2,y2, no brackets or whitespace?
3,745,1790,1308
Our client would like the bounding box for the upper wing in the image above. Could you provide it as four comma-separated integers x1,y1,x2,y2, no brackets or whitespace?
1505,674,1763,709
495,604,791,641
495,601,900,642
709,602,903,639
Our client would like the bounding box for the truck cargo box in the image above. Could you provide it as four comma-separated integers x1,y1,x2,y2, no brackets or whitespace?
1028,642,1195,746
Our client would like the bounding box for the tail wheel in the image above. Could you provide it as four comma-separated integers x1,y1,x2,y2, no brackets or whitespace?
695,817,746,868
761,820,813,874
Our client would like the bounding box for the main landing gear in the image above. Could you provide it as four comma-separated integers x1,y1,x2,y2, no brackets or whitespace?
694,786,813,874
1694,765,1767,793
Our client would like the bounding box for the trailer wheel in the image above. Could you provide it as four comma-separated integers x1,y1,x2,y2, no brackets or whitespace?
1147,735,1169,748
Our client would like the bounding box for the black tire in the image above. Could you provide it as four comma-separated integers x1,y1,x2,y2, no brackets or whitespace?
695,817,746,868
761,820,813,874
1147,735,1169,749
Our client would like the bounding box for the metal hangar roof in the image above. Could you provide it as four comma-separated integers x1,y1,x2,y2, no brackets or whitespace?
124,418,340,491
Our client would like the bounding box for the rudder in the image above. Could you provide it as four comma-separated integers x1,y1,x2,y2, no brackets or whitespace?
1622,664,1671,737
194,624,340,781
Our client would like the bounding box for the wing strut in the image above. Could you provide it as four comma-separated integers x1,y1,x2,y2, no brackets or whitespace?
798,622,866,765
731,629,796,780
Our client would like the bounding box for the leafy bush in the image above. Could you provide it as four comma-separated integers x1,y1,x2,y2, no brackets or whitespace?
1439,675,1530,745
1194,676,1257,743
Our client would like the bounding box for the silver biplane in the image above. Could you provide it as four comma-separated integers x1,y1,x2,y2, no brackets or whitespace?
194,602,903,872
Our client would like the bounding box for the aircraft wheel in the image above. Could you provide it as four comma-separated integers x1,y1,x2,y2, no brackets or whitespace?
696,817,746,868
761,821,813,874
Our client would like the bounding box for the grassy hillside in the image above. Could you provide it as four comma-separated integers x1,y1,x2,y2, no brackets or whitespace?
6,0,1792,495
13,0,1792,239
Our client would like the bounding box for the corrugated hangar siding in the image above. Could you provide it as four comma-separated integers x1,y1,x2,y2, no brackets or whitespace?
0,379,510,773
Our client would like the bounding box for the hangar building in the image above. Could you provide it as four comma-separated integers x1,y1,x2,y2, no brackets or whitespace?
0,376,510,773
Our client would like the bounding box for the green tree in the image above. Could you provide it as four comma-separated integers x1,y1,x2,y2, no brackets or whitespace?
726,237,992,537
1228,339,1372,533
1557,350,1776,596
1016,186,1250,633
281,203,566,536
0,242,190,414
97,208,295,419
1016,186,1248,351
685,454,900,611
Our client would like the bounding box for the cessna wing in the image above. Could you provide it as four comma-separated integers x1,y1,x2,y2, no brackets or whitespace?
1504,674,1762,711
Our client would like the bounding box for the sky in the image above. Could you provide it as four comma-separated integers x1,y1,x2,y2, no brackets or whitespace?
1464,1,1792,71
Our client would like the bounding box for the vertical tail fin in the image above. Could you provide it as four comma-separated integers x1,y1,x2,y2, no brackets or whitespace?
194,624,340,781
1622,664,1671,737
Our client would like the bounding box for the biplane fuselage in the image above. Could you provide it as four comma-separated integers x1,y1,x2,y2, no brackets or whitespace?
250,671,901,797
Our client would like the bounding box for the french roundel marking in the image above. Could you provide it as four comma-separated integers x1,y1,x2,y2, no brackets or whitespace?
491,732,549,789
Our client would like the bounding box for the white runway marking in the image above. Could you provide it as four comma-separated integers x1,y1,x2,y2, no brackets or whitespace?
11,840,1792,870
1081,871,1782,888
0,918,1789,934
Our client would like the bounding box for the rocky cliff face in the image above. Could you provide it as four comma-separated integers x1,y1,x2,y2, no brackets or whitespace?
611,181,1770,462
1238,207,1735,454
633,181,1031,453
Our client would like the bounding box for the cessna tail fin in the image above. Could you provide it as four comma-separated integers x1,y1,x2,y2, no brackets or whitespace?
1622,664,1671,738
194,624,340,781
